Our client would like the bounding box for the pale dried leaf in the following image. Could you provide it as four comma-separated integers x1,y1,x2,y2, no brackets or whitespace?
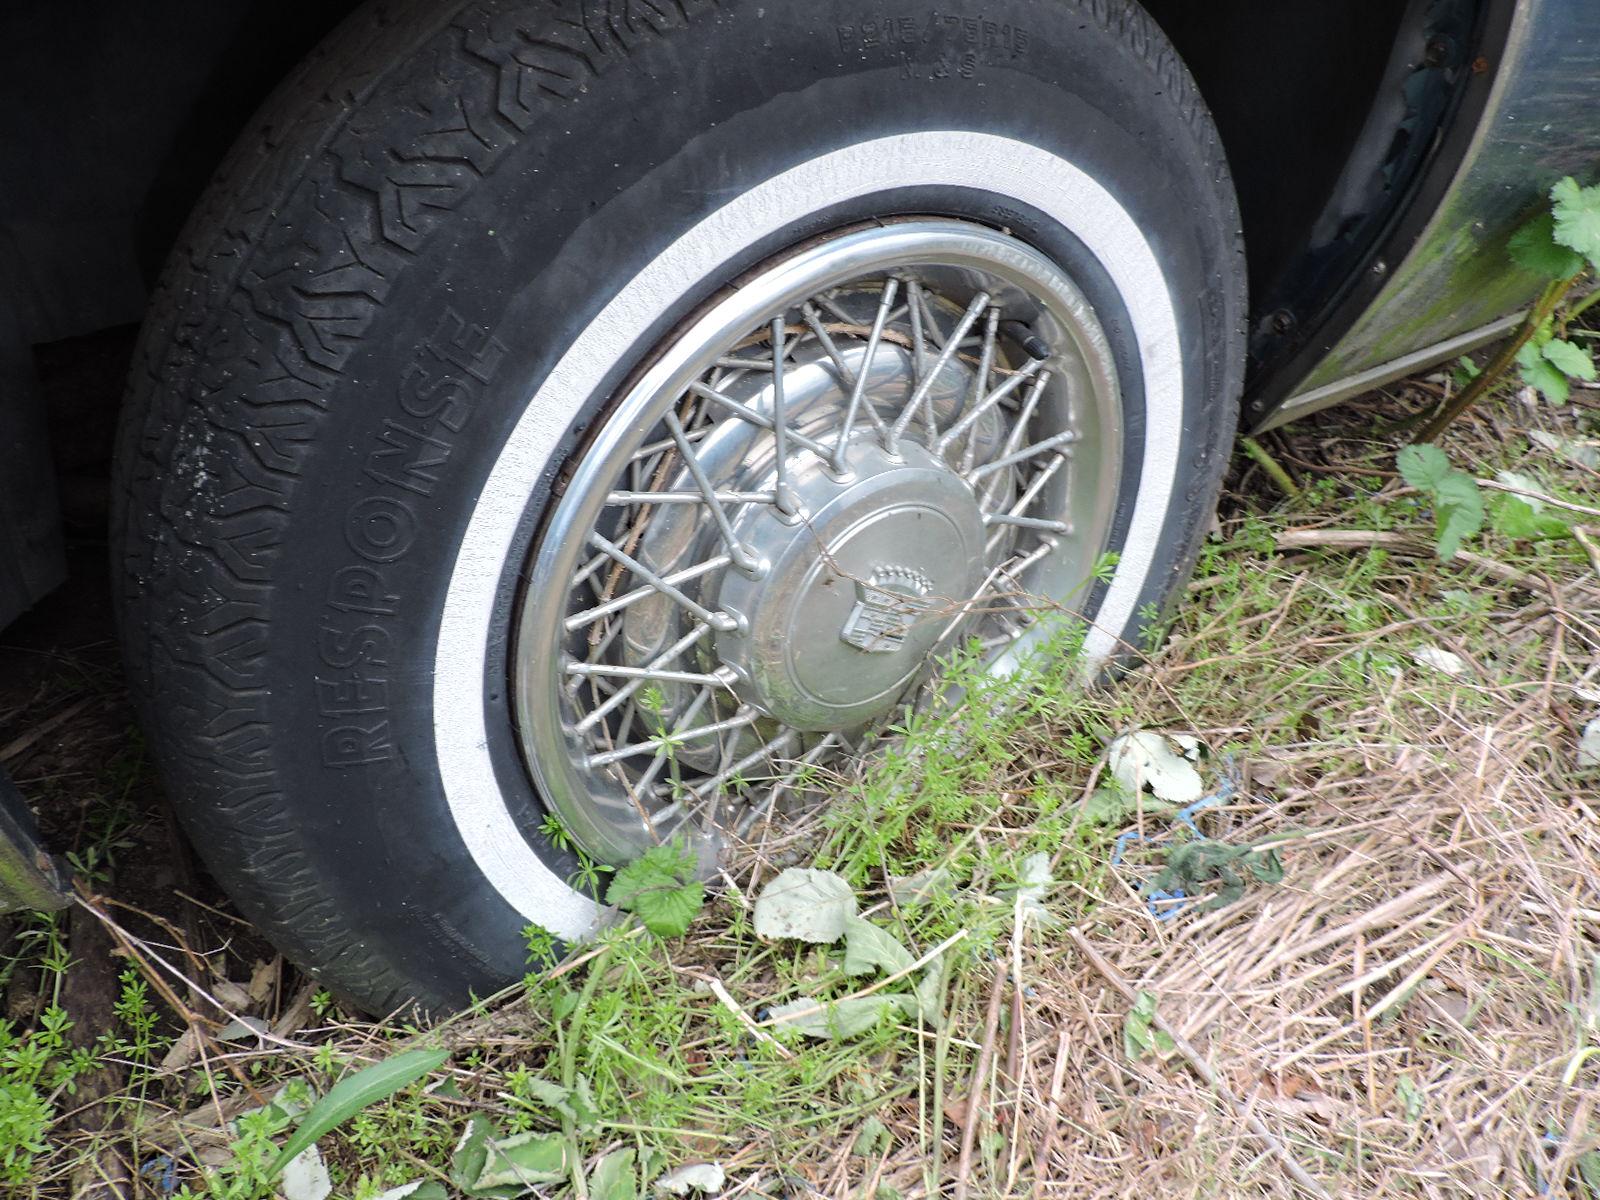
1107,731,1204,805
281,1146,332,1200
1412,646,1466,677
1579,716,1600,769
654,1162,726,1195
752,868,857,943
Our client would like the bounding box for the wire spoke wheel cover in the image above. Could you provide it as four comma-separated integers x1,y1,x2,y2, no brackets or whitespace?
514,221,1121,865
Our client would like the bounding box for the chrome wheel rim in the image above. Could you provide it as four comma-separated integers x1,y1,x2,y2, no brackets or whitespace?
513,220,1122,866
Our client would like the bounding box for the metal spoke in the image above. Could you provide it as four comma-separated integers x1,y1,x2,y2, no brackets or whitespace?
985,453,1067,554
915,284,948,353
961,305,1000,425
690,729,800,801
831,278,899,472
886,291,991,454
983,512,1070,533
966,427,1079,482
570,622,712,734
907,280,927,383
564,661,736,688
588,530,739,632
686,382,835,460
566,556,731,632
606,491,775,506
584,705,761,769
769,318,800,515
663,412,762,574
935,361,1048,457
732,734,842,836
571,548,610,590
813,292,860,326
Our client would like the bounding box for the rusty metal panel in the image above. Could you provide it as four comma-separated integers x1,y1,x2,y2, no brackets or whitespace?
1263,0,1600,430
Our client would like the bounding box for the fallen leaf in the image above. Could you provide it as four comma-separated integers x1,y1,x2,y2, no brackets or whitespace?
281,1146,332,1200
1579,716,1600,769
589,1148,637,1200
766,995,912,1039
889,865,952,906
752,869,857,943
1411,646,1466,676
654,1162,726,1195
1106,732,1204,805
1529,428,1600,469
247,958,280,1004
217,1015,268,1043
474,1130,569,1190
841,916,914,977
160,1028,201,1072
211,978,251,1011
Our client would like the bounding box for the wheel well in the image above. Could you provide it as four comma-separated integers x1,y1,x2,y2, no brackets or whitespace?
1142,0,1497,403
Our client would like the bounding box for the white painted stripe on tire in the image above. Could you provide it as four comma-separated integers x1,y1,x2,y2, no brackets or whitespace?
434,131,1182,931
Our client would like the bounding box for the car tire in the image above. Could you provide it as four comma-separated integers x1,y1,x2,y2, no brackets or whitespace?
112,0,1244,1013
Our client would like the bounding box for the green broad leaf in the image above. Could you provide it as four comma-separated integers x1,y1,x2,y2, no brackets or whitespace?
1517,343,1572,405
587,1148,637,1200
634,881,704,938
911,964,945,1024
1122,991,1174,1061
605,840,705,938
1245,847,1286,886
1430,472,1485,559
270,1047,448,1175
394,1185,449,1200
1542,336,1598,380
1507,210,1586,279
373,1184,449,1200
1396,444,1451,492
766,995,911,1039
1397,445,1485,558
450,1117,496,1194
474,1130,570,1191
514,1077,597,1128
841,915,914,977
1122,991,1154,1060
1080,784,1154,826
1490,494,1570,541
1450,355,1482,390
1552,176,1600,270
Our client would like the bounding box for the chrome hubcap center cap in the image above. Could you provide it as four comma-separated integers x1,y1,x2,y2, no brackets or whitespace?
716,441,987,731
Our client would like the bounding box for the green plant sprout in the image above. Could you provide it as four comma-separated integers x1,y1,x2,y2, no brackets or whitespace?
1418,174,1600,441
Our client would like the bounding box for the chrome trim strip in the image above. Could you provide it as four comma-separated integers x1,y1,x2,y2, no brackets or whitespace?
1258,313,1521,430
